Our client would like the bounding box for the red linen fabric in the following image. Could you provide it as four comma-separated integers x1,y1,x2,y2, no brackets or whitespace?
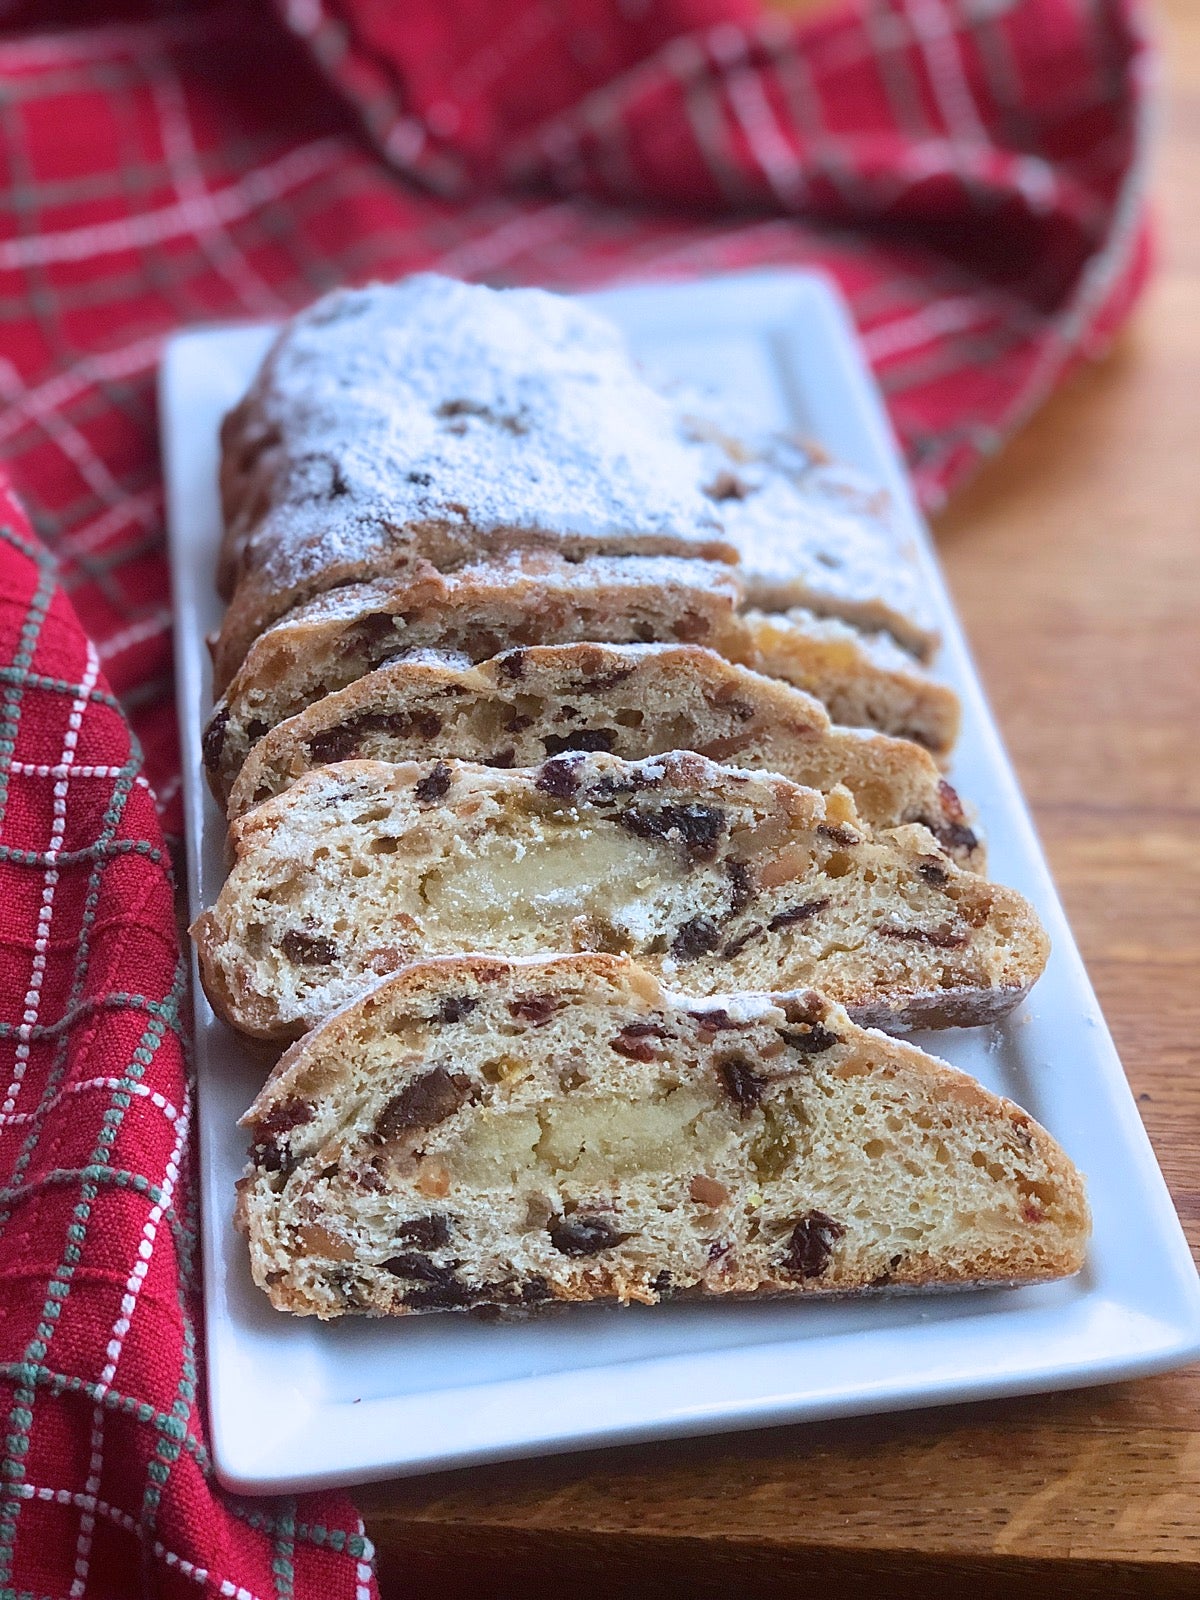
0,1,1152,1596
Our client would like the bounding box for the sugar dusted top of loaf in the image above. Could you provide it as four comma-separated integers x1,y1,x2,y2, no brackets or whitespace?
236,275,728,585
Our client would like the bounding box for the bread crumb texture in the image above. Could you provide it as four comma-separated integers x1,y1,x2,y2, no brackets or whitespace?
235,955,1089,1319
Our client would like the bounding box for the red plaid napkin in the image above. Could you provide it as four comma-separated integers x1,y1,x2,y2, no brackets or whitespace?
0,1,1151,1595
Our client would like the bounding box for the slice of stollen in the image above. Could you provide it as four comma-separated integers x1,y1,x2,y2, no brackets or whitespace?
224,641,982,871
192,752,1046,1042
203,552,746,792
212,277,737,689
234,953,1089,1320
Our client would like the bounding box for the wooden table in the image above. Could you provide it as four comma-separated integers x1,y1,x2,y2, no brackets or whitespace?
360,6,1200,1592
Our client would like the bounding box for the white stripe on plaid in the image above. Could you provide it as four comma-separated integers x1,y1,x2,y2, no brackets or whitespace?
0,1075,185,1133
1,640,100,1119
98,609,173,664
149,62,293,319
65,488,165,559
0,136,347,270
11,1484,226,1594
69,1084,190,1596
707,24,808,207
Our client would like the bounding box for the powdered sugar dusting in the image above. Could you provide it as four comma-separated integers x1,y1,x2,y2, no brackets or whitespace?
232,276,732,592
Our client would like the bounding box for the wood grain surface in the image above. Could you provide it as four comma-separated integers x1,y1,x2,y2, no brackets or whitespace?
361,5,1200,1592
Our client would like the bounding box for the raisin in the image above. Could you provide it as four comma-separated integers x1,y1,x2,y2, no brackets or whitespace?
414,761,452,802
726,859,753,917
508,994,560,1025
542,728,616,756
489,746,516,768
671,915,722,961
878,923,967,949
375,1067,472,1139
722,924,764,959
249,1097,313,1172
280,929,338,965
307,725,360,765
620,804,726,861
519,1275,553,1304
704,471,751,502
498,650,525,679
576,667,637,692
436,994,478,1024
690,1008,744,1033
245,718,268,742
782,1211,846,1278
393,1215,452,1249
651,1269,675,1298
536,755,582,799
202,707,229,774
548,1215,627,1255
768,897,830,931
917,860,950,886
781,1023,840,1054
717,1053,765,1111
934,820,979,855
382,1252,460,1286
817,823,859,847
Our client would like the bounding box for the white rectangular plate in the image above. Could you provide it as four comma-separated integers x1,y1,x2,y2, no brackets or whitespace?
161,270,1200,1494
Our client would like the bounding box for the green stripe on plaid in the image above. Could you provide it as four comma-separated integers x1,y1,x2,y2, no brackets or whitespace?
0,531,56,838
0,1000,175,1580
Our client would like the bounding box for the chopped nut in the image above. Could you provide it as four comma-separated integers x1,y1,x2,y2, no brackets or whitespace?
414,1162,452,1198
757,844,812,889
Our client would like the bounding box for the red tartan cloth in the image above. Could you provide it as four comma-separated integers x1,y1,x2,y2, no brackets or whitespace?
0,0,1152,1595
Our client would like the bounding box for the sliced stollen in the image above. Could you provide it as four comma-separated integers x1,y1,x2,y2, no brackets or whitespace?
203,552,960,780
224,641,982,871
204,551,745,765
212,276,736,689
741,608,960,759
192,752,1046,1042
234,953,1090,1319
674,412,938,661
